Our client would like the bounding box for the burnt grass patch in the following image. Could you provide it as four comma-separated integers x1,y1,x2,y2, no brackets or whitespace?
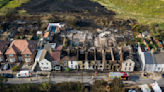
16,0,116,16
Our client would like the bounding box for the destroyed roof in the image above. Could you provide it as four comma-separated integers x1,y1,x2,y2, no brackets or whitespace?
153,52,164,64
0,40,10,54
44,43,56,50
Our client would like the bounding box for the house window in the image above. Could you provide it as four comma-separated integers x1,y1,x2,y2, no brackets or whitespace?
83,66,84,68
25,58,31,62
64,61,67,64
71,65,73,69
55,66,60,70
107,61,109,64
129,63,131,66
25,54,30,57
10,58,15,62
65,66,67,68
100,66,102,68
126,63,128,66
83,61,85,64
107,66,108,68
89,61,90,64
42,63,44,65
55,61,57,64
100,61,102,64
9,54,13,56
71,61,73,64
47,63,48,65
43,67,48,69
129,67,131,70
158,68,160,70
125,67,126,70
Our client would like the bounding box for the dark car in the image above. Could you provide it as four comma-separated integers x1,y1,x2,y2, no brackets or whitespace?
3,74,13,78
162,74,164,78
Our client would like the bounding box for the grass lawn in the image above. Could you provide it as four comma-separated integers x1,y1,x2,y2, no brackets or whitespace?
0,0,30,12
91,0,164,25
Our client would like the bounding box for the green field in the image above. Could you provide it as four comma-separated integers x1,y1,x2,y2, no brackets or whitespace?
91,0,164,24
0,0,29,13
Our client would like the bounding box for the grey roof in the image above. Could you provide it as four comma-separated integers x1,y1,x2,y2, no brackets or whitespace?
153,52,164,64
144,52,154,64
39,49,51,61
44,43,56,50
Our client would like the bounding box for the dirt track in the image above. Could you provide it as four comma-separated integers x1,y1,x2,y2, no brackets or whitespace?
17,0,116,15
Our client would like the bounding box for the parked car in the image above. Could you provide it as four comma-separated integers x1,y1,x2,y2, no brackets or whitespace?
3,73,13,78
162,74,164,78
3,63,10,70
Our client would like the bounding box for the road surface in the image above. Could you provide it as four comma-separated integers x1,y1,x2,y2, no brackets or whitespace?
5,74,164,86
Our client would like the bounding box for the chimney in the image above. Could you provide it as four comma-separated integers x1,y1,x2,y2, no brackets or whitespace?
20,36,22,39
151,49,155,54
30,45,33,49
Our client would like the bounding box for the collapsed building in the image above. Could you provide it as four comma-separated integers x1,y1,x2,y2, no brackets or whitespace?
44,26,134,71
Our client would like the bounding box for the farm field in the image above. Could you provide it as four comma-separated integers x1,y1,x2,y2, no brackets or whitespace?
91,0,164,24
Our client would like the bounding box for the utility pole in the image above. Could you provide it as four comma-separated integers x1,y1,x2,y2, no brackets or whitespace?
82,69,83,83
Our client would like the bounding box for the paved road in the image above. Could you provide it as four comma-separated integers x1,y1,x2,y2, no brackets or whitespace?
5,74,164,86
6,75,108,85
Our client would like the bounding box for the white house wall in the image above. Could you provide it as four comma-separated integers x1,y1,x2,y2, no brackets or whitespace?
154,64,164,72
68,61,78,69
39,59,52,71
145,64,155,72
138,46,145,71
86,61,93,70
121,59,135,72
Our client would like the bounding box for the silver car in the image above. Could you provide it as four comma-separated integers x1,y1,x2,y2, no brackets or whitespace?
3,63,9,70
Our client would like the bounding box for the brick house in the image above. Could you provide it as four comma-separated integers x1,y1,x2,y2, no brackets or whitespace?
5,40,37,64
0,40,10,62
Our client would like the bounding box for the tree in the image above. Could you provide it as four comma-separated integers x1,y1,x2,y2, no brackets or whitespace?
0,75,8,91
66,68,71,71
2,8,17,21
92,79,107,92
150,23,164,40
57,81,83,92
14,83,39,92
12,66,19,71
41,82,51,91
132,23,142,33
110,78,125,92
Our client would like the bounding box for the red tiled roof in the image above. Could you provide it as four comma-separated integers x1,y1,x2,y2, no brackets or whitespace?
44,32,49,38
5,40,37,54
50,50,61,61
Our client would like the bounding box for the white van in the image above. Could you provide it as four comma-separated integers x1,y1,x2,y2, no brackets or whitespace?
16,70,32,78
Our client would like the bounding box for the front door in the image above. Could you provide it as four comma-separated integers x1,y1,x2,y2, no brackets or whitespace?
18,56,23,61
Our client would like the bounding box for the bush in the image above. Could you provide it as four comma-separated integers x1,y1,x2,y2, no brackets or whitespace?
136,38,141,42
92,79,107,91
12,66,18,71
66,68,71,71
14,35,20,39
110,78,125,92
57,81,83,92
41,82,51,91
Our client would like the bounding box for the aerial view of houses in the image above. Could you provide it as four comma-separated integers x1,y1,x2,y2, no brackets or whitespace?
1,0,164,92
